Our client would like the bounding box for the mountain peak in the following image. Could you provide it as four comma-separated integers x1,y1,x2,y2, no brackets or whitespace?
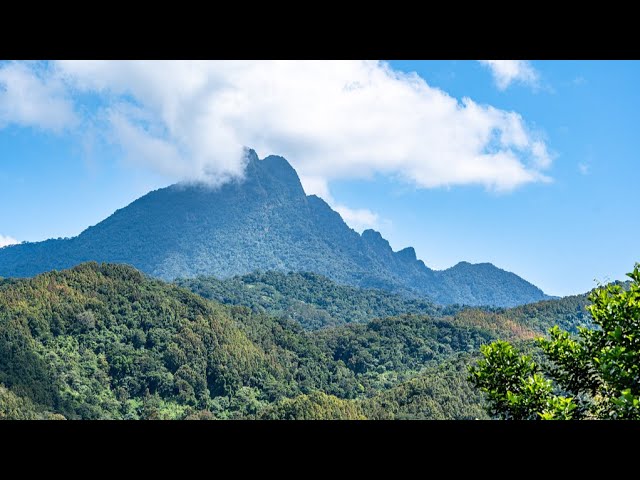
397,247,417,262
0,149,548,307
362,229,383,240
361,229,392,252
243,151,304,197
450,261,495,270
262,154,293,169
243,147,260,163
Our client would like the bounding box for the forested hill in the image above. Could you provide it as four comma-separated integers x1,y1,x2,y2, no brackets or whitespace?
176,271,457,330
0,150,547,307
0,262,590,419
177,270,592,332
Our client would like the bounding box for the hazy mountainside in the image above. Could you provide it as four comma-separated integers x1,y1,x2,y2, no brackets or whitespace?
178,270,591,333
0,262,569,420
176,271,463,330
0,150,547,307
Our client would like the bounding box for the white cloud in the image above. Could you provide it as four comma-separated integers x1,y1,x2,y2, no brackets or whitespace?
333,205,379,232
3,60,554,199
298,175,331,199
479,60,540,91
0,234,18,248
0,61,77,132
299,175,379,231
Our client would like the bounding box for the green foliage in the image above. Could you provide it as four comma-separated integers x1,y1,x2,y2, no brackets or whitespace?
469,263,640,420
505,293,594,334
258,391,366,420
469,341,580,420
314,314,503,395
0,261,592,420
179,270,589,334
362,356,489,419
0,383,63,420
177,271,450,330
0,262,288,419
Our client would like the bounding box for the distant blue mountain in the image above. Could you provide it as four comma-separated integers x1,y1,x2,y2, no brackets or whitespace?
0,150,548,306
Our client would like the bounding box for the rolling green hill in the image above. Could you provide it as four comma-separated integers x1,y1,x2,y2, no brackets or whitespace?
178,269,591,334
0,262,577,419
177,270,455,330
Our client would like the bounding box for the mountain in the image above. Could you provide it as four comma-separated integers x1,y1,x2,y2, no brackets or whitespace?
0,149,548,307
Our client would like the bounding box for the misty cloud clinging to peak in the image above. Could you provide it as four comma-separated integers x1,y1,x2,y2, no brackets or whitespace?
1,61,552,194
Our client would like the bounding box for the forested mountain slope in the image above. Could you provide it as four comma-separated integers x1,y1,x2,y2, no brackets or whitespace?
177,271,455,329
0,262,573,419
0,150,547,307
179,270,591,333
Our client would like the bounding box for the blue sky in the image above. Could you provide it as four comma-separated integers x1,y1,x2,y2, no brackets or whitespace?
0,60,638,296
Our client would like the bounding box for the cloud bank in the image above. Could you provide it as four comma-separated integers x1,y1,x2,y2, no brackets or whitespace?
1,61,554,229
479,60,540,90
0,234,18,248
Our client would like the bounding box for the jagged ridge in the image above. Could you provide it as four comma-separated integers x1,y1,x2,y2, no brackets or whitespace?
0,150,547,306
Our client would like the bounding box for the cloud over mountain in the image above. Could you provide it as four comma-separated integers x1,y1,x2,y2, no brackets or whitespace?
2,60,552,197
0,234,18,248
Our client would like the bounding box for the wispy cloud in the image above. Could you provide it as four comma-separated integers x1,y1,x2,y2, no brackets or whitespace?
299,175,380,231
333,205,379,232
0,234,18,248
1,61,554,199
479,60,540,91
578,162,591,175
0,61,77,132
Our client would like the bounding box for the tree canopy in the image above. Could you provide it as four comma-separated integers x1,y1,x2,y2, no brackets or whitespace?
0,261,599,419
469,263,640,420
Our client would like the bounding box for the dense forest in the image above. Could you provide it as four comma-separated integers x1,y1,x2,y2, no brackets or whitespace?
0,151,548,307
0,262,591,419
176,271,458,330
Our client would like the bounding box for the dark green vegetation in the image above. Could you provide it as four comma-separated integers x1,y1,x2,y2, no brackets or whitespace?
363,357,487,420
0,384,64,419
469,264,639,420
0,150,547,307
0,262,590,419
177,271,456,330
179,270,590,332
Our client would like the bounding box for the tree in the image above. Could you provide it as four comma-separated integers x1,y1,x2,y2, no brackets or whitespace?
469,263,640,420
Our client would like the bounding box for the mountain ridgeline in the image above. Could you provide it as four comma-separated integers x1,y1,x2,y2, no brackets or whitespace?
0,150,548,307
